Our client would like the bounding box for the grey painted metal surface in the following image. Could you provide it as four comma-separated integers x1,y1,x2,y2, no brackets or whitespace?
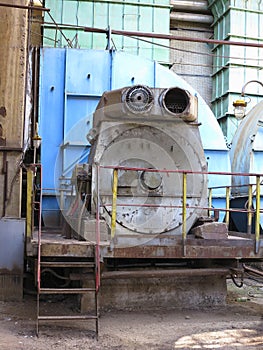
0,218,25,271
0,218,25,301
86,86,208,238
230,100,263,226
230,100,263,191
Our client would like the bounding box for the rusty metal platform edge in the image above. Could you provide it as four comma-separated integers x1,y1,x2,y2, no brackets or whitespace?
27,229,263,260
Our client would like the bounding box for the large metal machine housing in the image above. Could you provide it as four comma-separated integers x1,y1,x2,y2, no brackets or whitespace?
73,85,208,242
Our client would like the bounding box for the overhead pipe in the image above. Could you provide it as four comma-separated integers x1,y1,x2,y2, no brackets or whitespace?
170,0,210,13
170,12,214,24
84,26,263,48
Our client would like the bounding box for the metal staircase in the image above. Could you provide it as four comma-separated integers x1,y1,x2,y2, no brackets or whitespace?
36,254,100,339
32,165,100,339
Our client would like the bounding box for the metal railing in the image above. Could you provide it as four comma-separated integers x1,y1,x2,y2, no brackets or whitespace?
96,165,263,254
26,164,43,300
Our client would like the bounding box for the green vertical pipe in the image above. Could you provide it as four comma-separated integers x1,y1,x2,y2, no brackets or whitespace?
255,175,261,253
111,168,118,239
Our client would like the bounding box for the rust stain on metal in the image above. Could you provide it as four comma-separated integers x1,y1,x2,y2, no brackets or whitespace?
40,242,94,258
0,106,6,117
0,124,6,145
108,239,263,259
102,268,228,280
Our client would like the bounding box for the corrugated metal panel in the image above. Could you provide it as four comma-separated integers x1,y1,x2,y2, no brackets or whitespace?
208,0,263,144
43,0,170,63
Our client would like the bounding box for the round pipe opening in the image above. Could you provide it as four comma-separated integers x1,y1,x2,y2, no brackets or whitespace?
162,87,189,115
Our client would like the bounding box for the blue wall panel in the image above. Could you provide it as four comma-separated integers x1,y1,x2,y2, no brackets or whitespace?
39,48,66,195
65,50,111,95
111,51,155,88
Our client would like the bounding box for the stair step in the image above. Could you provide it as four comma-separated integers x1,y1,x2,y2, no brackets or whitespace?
39,288,96,294
40,261,95,268
38,315,98,321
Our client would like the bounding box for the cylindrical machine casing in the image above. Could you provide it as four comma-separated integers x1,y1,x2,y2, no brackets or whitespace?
86,86,208,242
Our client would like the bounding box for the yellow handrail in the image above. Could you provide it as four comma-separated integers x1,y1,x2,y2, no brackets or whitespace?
247,184,253,235
111,168,118,239
208,188,212,218
225,186,230,227
26,168,33,239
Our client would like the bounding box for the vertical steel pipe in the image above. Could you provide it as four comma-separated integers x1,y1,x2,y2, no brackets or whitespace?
111,168,118,240
255,175,261,253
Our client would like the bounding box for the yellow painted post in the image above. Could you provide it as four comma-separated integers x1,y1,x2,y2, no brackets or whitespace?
225,187,230,228
111,168,118,240
95,164,101,291
59,189,64,228
208,188,212,217
26,168,33,239
182,172,187,256
255,176,261,253
247,184,253,235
